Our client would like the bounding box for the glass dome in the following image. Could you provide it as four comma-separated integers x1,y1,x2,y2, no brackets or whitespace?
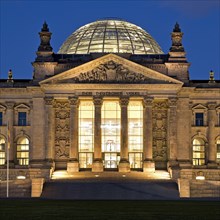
58,19,163,55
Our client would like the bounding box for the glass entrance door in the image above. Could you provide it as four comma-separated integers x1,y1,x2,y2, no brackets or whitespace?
104,153,119,168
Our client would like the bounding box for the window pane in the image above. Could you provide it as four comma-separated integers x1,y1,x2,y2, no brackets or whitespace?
195,113,204,126
102,101,121,152
18,112,27,126
192,138,205,166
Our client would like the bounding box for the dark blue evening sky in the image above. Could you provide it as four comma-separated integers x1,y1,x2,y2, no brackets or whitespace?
0,0,219,80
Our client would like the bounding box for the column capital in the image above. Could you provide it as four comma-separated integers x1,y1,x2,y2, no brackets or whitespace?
143,97,153,107
119,96,129,107
6,101,15,109
69,96,79,107
208,102,216,110
44,97,54,105
168,97,178,107
93,96,103,107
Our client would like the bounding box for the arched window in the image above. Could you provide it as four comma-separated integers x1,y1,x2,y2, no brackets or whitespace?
0,138,6,165
216,138,220,163
17,137,29,165
192,138,205,165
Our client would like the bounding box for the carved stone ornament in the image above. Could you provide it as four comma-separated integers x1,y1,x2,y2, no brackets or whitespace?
93,96,103,107
54,101,70,159
45,97,54,105
71,61,157,83
119,97,129,107
152,100,168,161
143,97,153,107
69,96,79,106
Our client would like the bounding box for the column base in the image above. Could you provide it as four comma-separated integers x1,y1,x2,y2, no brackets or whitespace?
178,160,192,168
92,159,103,172
67,161,79,173
143,160,155,173
207,162,218,169
118,160,130,173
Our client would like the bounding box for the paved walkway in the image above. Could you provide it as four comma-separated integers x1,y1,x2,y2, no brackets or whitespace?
41,171,180,200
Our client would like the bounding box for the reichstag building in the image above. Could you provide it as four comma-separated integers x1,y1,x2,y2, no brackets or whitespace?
0,19,219,187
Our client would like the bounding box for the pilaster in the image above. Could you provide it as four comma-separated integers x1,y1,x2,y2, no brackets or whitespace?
167,98,178,168
207,103,217,167
143,97,155,172
44,97,55,167
118,96,130,172
6,102,14,166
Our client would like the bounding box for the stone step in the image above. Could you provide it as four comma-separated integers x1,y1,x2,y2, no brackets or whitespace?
42,170,177,199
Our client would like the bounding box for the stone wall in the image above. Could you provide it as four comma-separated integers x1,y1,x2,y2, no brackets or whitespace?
180,169,220,181
0,180,31,198
0,168,52,181
178,178,220,198
190,180,220,197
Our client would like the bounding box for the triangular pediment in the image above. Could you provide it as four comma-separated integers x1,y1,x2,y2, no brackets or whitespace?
40,54,183,85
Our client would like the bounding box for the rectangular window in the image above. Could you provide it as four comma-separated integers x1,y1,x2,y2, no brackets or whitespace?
195,113,204,126
18,112,27,126
78,101,94,168
0,112,2,126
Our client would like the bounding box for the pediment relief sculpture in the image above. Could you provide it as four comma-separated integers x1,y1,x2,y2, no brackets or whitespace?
61,61,168,84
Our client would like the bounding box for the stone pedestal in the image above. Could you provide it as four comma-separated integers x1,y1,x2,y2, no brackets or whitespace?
143,160,155,173
207,162,218,169
92,160,103,172
118,160,130,172
31,178,45,197
67,161,79,173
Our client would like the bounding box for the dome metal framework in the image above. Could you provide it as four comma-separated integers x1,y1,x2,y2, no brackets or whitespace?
58,19,163,55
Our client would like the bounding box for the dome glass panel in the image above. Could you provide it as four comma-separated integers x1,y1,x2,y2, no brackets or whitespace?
58,19,163,55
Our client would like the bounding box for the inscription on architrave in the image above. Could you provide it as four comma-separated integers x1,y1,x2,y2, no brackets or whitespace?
54,101,70,159
152,101,168,161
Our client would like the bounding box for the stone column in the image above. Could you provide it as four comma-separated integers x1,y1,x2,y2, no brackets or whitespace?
67,96,79,173
92,96,103,172
167,98,178,168
118,96,130,172
6,102,14,166
207,102,217,167
44,97,55,168
142,97,155,172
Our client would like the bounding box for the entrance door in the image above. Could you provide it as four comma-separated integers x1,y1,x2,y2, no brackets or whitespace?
104,153,118,168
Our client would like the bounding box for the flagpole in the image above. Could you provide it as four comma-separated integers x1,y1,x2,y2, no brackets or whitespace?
6,121,10,198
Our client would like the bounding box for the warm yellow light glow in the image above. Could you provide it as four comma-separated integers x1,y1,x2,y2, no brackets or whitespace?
196,176,205,180
16,175,26,180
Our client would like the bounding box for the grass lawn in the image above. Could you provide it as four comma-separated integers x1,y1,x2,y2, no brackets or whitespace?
0,199,220,220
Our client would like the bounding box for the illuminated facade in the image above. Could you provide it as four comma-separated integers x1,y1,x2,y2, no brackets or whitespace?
0,19,220,186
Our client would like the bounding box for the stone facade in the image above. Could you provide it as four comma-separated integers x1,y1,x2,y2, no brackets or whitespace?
0,21,219,198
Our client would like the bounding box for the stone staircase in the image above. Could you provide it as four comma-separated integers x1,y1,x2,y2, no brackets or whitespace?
41,170,179,199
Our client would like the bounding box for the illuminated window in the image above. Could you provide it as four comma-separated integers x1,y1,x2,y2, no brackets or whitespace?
217,139,220,162
102,101,121,168
78,101,94,168
0,138,6,165
0,112,2,126
18,112,27,126
17,137,29,165
195,113,204,126
192,138,205,166
128,101,143,168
